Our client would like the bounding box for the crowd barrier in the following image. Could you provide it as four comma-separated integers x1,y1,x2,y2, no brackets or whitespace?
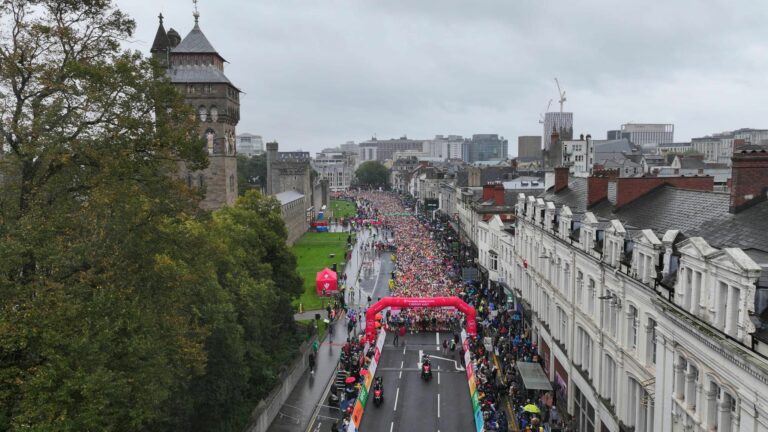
346,328,387,432
461,330,485,432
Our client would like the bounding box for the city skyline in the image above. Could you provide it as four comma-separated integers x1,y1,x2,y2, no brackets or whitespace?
117,0,768,153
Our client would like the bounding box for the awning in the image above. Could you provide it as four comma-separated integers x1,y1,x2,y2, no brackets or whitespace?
517,362,553,391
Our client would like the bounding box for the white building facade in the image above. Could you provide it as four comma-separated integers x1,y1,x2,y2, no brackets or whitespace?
496,193,768,432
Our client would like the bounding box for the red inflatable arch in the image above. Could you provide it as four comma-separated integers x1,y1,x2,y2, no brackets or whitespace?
365,296,477,342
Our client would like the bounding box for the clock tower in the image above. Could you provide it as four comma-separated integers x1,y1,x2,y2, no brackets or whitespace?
150,7,240,209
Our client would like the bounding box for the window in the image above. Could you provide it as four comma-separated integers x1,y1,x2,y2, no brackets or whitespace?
489,252,498,271
198,174,205,188
557,307,568,349
647,318,657,365
574,386,596,432
198,106,208,122
229,175,235,192
576,270,584,309
587,278,596,315
628,305,638,350
576,327,592,378
603,355,617,403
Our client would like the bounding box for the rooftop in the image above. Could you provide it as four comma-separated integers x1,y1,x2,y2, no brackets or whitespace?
275,191,304,205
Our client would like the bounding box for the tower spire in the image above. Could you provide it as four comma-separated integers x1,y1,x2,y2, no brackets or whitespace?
193,0,199,24
158,12,163,24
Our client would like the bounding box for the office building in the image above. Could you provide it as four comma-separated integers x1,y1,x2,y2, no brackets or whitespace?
236,133,264,156
464,134,508,162
620,123,674,148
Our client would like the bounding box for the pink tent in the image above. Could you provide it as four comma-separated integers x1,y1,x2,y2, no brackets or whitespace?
316,268,338,295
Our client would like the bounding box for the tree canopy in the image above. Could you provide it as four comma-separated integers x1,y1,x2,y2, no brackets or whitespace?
0,2,303,431
354,160,390,188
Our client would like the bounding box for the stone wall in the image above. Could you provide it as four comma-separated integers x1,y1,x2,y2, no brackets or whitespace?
242,336,317,432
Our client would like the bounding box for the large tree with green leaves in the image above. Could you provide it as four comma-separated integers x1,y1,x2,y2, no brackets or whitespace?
0,2,305,431
0,0,210,429
237,153,267,195
354,160,389,188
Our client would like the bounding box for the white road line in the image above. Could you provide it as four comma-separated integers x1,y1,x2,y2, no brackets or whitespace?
436,332,440,345
400,360,404,369
437,393,440,418
438,372,440,385
393,387,400,411
389,422,394,432
403,345,406,355
399,370,402,379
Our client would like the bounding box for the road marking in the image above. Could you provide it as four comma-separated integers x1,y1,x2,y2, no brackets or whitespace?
399,370,402,379
438,372,440,385
389,422,394,432
393,387,400,411
437,393,440,418
403,345,406,355
436,332,440,345
400,360,403,369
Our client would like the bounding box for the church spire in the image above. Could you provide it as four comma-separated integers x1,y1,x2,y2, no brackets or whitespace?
193,0,200,25
150,12,169,54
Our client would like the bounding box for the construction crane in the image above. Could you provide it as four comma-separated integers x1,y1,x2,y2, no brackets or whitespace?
555,78,566,112
538,99,553,124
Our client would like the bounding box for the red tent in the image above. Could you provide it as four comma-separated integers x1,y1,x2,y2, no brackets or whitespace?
316,268,338,296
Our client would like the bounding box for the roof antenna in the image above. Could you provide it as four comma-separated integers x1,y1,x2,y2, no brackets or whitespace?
193,0,199,24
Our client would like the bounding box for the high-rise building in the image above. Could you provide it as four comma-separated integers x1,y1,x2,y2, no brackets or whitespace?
423,135,464,160
620,123,674,149
464,134,508,162
236,133,264,156
357,136,424,162
151,11,239,210
542,112,573,149
517,136,542,160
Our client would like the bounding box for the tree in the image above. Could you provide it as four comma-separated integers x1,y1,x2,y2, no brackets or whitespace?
237,153,267,195
0,2,304,431
354,161,389,188
0,1,206,430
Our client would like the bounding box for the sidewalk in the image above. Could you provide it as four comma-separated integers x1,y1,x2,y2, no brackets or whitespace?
268,229,370,432
266,318,347,432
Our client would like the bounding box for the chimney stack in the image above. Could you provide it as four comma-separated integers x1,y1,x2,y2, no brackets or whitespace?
587,169,618,207
730,145,768,213
482,183,495,201
554,166,569,193
494,183,505,206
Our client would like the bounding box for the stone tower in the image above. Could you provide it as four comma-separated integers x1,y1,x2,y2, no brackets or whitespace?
150,9,240,210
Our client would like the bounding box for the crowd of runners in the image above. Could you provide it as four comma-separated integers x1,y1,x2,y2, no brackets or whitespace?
328,191,569,431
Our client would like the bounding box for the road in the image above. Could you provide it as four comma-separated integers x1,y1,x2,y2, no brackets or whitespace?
358,332,475,432
293,227,394,432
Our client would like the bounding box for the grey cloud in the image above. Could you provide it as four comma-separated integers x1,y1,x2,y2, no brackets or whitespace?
117,0,768,153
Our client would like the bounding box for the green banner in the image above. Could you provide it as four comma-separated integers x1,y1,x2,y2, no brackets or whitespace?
358,384,369,408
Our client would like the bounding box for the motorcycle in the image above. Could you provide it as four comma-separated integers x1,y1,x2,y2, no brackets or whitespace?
373,377,384,406
421,360,432,381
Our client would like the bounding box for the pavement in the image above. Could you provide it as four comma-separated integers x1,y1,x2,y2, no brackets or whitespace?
269,226,393,432
358,332,475,432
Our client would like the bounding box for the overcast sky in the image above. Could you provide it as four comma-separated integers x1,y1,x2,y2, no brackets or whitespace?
116,0,768,155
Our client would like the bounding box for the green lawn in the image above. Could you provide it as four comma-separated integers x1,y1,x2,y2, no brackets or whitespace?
291,232,351,311
330,199,357,219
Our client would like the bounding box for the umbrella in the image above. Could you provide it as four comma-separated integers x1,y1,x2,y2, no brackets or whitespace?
523,404,541,414
360,369,369,376
375,322,382,329
375,313,383,320
345,377,356,384
323,319,330,324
